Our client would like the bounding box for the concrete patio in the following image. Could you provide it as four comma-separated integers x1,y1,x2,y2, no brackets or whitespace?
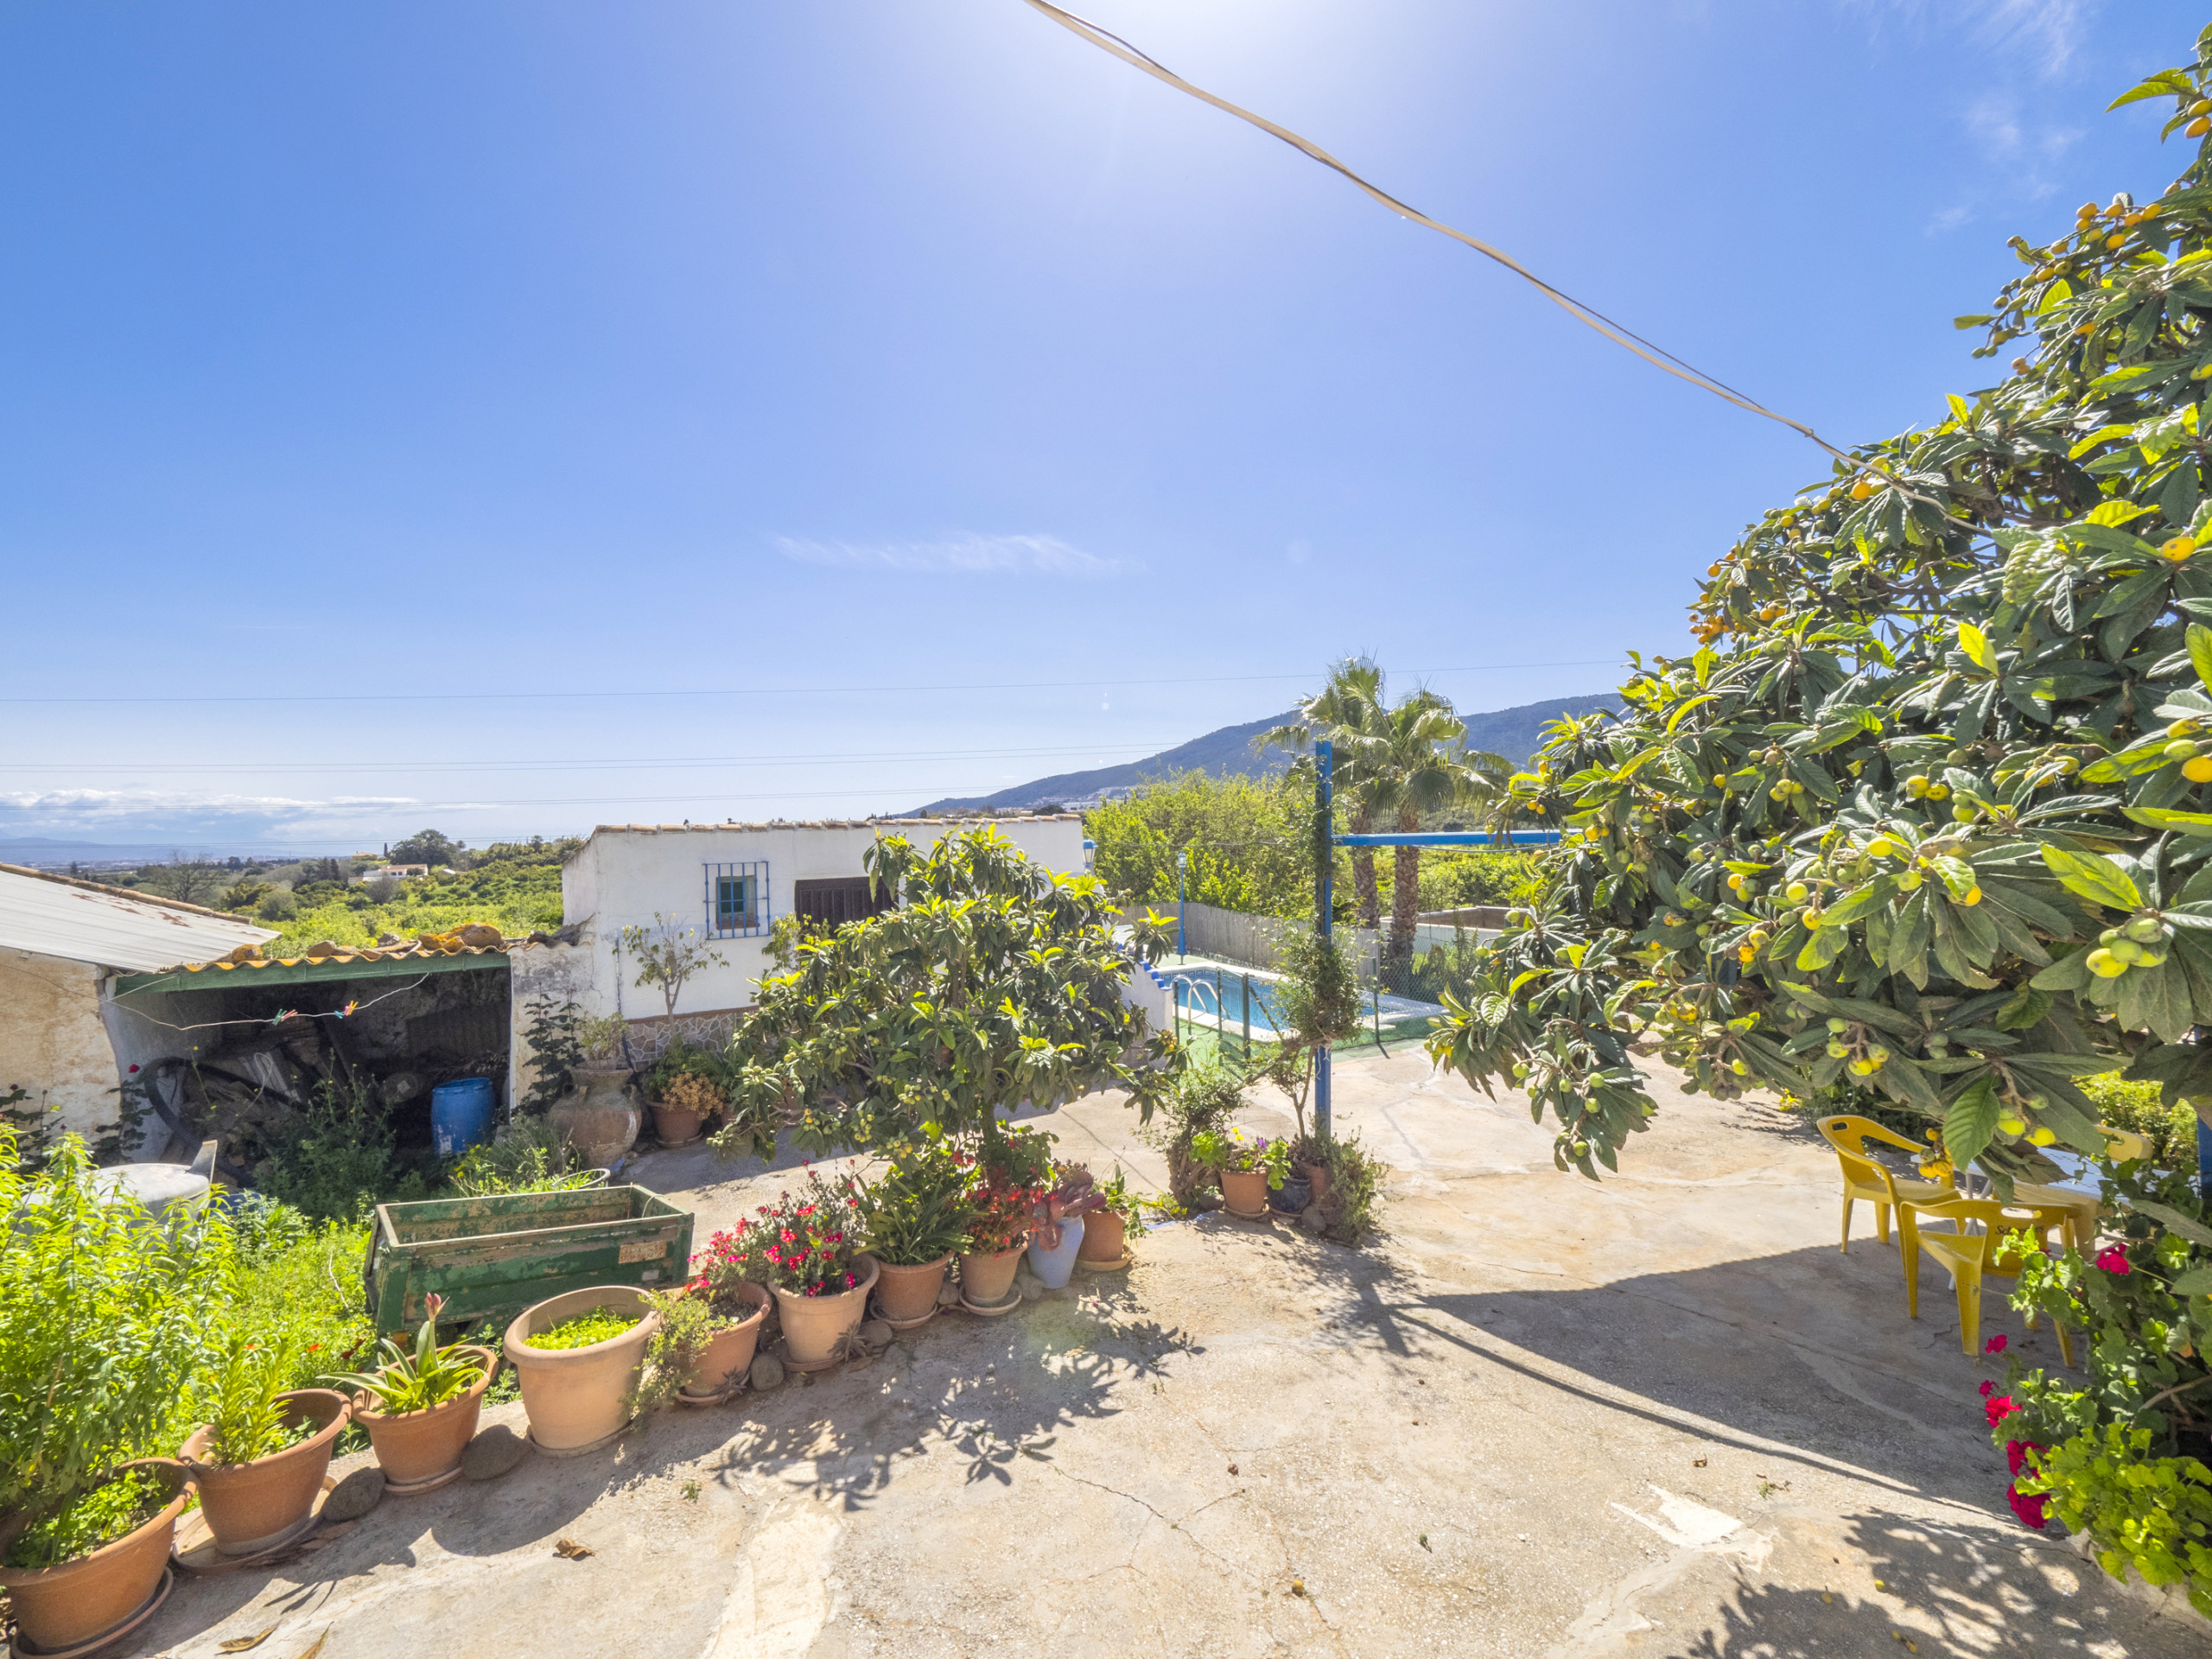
141,1048,2207,1657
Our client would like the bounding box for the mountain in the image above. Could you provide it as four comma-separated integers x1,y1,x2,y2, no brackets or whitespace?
914,693,1613,814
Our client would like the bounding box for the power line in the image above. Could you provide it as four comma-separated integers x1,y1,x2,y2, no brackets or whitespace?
1,740,1195,777
1020,0,1881,481
0,660,1620,708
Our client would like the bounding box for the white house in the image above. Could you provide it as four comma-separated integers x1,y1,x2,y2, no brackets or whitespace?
0,863,275,1141
555,817,1090,1026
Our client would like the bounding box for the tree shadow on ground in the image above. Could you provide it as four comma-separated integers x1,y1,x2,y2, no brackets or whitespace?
1351,1233,2075,1516
1654,1507,2195,1658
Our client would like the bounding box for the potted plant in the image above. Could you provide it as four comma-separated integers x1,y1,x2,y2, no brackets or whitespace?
551,1012,641,1169
1191,1127,1289,1217
652,1229,772,1403
1027,1163,1103,1290
179,1333,350,1554
1077,1164,1152,1265
1287,1133,1332,1206
324,1294,495,1492
960,1127,1054,1312
639,1042,728,1147
0,1131,230,1654
503,1287,662,1454
721,1166,878,1366
851,1133,976,1325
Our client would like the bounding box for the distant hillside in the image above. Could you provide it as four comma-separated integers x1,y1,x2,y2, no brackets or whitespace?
916,693,1612,814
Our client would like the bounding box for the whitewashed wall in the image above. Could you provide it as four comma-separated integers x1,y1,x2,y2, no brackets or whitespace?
559,819,1090,1023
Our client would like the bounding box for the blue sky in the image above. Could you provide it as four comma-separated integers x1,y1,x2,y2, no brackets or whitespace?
2,0,2202,854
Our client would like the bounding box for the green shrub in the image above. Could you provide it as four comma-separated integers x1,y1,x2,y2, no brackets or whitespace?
1316,1131,1387,1247
525,1309,639,1351
260,1079,424,1223
1146,1058,1247,1207
0,1128,233,1561
226,1206,375,1391
2078,1073,2202,1172
3,1468,166,1571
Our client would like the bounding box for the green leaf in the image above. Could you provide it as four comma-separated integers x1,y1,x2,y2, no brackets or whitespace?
1957,621,1998,674
2190,621,2212,690
1664,694,1716,735
1953,314,1994,329
1819,877,1897,927
1795,927,1847,972
2169,1263,2212,1296
2135,1198,2212,1250
2085,499,2152,527
2124,806,2212,836
1943,1075,2003,1167
2031,945,2092,991
2040,846,2143,911
2108,68,2195,110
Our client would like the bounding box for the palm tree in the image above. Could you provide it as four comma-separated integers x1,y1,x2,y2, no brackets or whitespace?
1262,658,1387,929
1262,659,1508,963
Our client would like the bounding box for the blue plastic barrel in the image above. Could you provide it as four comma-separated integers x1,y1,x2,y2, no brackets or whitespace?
430,1078,496,1158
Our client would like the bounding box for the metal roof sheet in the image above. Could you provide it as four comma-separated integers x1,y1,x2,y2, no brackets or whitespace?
0,863,276,973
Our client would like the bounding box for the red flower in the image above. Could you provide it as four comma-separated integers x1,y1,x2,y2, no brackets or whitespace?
1978,1381,1996,1397
127,1063,141,1074
1983,1334,2006,1356
1982,1394,2017,1427
2095,1246,2132,1276
2005,1440,2044,1478
2005,1483,2049,1529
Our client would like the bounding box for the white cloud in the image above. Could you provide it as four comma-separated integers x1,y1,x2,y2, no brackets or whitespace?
1927,203,1974,233
1842,1,2095,77
773,533,1133,579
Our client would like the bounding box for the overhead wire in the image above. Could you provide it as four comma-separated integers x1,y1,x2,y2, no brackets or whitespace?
1020,0,1916,495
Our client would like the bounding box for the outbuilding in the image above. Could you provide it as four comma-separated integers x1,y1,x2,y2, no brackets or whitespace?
0,862,275,1147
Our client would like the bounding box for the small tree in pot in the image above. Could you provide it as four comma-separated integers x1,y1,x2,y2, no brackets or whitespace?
852,1132,976,1324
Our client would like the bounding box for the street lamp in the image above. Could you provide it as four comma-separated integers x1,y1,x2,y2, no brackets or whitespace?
1176,848,1188,958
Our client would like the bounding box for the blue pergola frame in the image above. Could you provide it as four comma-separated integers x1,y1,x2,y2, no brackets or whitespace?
1310,738,1559,1137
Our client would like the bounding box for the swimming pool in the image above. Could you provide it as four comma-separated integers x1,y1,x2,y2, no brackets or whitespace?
1162,959,1443,1040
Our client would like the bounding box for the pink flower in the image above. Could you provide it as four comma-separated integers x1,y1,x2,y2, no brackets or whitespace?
1983,1394,2017,1428
127,1063,140,1074
1978,1381,1996,1397
1983,1334,2006,1356
2005,1483,2049,1530
2005,1440,2044,1478
2095,1247,2132,1276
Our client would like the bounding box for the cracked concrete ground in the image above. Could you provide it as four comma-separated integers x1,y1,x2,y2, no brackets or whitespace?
141,1049,2210,1657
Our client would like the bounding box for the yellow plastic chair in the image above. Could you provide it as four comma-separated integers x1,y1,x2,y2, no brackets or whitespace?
2008,1124,2151,1252
1904,1196,2077,1364
1816,1116,1955,1254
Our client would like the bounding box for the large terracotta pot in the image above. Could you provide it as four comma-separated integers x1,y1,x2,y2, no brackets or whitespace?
504,1287,660,1455
1220,1169,1269,1214
649,1099,707,1147
681,1284,770,1396
1077,1211,1127,1263
0,1459,193,1652
349,1347,498,1489
179,1389,349,1554
550,1064,640,1168
873,1253,953,1323
959,1245,1025,1308
771,1255,880,1366
1027,1214,1086,1289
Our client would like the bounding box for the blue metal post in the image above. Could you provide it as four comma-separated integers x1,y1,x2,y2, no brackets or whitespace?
1177,849,1188,959
1316,740,1333,1141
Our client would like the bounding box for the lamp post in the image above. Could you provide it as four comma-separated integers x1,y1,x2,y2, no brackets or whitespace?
1176,848,1188,959
1315,739,1332,1140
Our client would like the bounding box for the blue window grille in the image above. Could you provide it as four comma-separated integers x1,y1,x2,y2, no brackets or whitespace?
704,861,769,938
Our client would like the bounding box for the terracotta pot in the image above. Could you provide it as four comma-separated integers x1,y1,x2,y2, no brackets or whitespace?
1077,1211,1128,1262
550,1064,640,1168
682,1284,770,1395
349,1347,498,1488
1300,1162,1332,1205
179,1389,349,1554
649,1100,707,1147
1220,1169,1268,1214
1026,1213,1086,1289
873,1253,953,1323
772,1255,880,1366
959,1245,1025,1307
0,1459,192,1652
504,1286,661,1454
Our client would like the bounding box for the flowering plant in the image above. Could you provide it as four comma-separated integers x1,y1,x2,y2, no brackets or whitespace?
726,1164,866,1297
1030,1162,1105,1251
688,1224,767,1319
1188,1127,1292,1190
965,1127,1058,1255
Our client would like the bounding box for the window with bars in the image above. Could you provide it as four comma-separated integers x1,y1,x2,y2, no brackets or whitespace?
703,861,769,938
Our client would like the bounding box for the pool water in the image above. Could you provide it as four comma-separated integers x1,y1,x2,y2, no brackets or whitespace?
1162,959,1443,1038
